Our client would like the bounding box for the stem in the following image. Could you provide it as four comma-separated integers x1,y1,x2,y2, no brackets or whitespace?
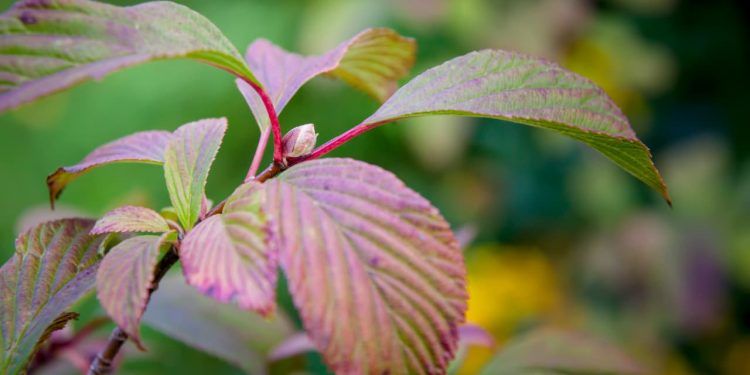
287,121,387,166
245,126,271,182
89,112,370,374
255,162,283,183
87,249,179,375
244,78,282,164
86,328,126,375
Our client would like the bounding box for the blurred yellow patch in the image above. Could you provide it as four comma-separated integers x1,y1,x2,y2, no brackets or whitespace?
461,245,565,373
725,338,750,375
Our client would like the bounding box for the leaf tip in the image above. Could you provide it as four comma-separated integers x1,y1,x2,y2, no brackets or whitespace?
45,168,66,210
131,334,148,352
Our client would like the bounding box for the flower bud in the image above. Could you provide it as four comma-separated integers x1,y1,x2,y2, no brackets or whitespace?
282,123,317,158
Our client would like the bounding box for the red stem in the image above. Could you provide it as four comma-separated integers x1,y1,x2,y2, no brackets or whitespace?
288,120,387,165
244,78,282,164
245,126,271,182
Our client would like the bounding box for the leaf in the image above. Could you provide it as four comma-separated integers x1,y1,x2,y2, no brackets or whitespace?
457,324,495,349
268,333,315,362
142,275,294,374
91,205,170,235
163,118,227,230
269,324,493,363
480,328,646,375
266,158,467,374
47,130,172,207
0,219,107,374
0,0,257,113
362,50,670,203
180,182,276,315
95,233,173,349
237,28,415,130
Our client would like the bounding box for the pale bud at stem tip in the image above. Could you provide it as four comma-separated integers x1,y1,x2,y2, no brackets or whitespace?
282,123,317,159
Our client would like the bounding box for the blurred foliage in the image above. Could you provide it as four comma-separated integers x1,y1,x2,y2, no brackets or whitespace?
1,0,748,373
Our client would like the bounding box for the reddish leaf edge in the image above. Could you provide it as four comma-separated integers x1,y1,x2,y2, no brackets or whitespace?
46,118,229,210
95,232,176,351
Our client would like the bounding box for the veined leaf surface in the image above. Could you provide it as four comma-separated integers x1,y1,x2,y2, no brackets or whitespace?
91,205,170,235
95,233,173,349
0,0,256,113
181,182,276,315
163,118,226,230
237,28,415,130
47,130,171,207
266,158,467,374
362,50,670,202
0,219,106,374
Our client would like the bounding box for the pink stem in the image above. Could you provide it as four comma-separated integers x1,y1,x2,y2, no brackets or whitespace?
245,126,271,182
243,78,283,163
288,121,387,166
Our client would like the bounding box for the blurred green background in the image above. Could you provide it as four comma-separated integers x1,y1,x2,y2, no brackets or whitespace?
1,0,749,374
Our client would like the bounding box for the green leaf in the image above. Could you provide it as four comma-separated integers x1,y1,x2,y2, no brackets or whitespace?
363,50,670,203
47,130,172,207
163,118,227,231
266,158,467,374
91,205,170,235
142,275,294,374
480,328,647,375
0,219,108,374
181,182,277,316
0,0,257,113
236,28,415,130
95,233,173,349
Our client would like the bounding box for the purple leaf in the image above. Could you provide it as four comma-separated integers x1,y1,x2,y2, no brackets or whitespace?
163,118,227,230
180,182,277,315
47,130,172,207
1,219,108,373
266,158,467,374
95,233,174,350
458,324,495,349
362,50,670,203
142,275,294,374
481,328,647,375
268,333,315,362
91,205,170,235
0,0,257,113
237,28,415,130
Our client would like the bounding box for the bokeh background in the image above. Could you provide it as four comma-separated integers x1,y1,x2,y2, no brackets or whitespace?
1,0,749,374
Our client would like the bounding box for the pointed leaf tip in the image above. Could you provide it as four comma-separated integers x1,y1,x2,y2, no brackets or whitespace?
363,49,670,201
181,182,277,316
96,233,174,350
237,28,415,130
47,130,172,207
164,118,227,230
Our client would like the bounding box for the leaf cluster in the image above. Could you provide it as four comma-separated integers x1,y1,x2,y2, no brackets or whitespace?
0,1,668,374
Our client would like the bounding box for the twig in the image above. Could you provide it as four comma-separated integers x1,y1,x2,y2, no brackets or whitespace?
243,78,283,164
87,249,179,375
89,134,286,374
245,126,271,182
286,120,388,166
